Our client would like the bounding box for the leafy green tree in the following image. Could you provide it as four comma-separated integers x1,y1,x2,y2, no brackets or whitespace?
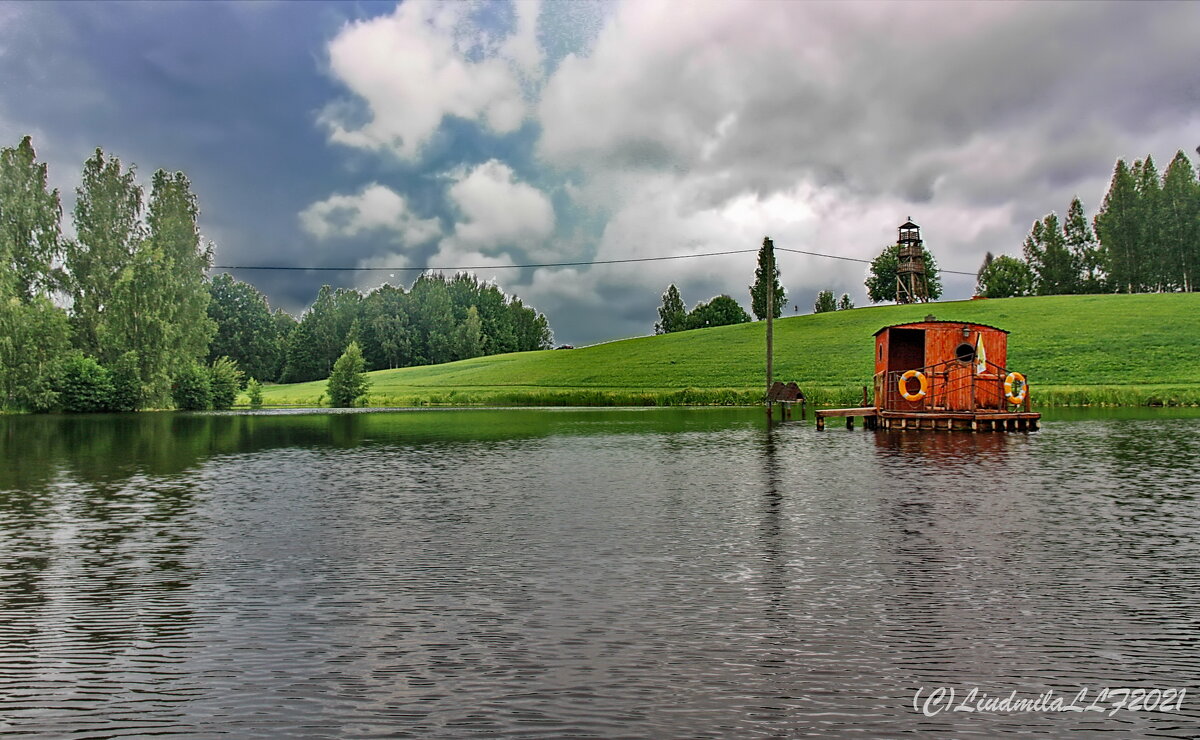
56,353,114,413
0,136,62,300
686,295,751,329
0,296,71,412
813,290,837,313
655,284,687,334
107,350,144,412
1064,197,1105,293
280,285,361,382
208,356,244,410
476,282,517,355
358,284,412,370
409,275,456,365
207,273,281,381
280,318,320,384
453,305,486,360
837,293,854,310
65,149,144,358
1094,159,1141,293
1160,150,1200,292
132,169,215,403
865,244,943,303
977,255,1035,298
246,377,263,409
271,309,298,380
447,272,485,323
507,296,552,351
327,340,370,407
172,362,211,411
750,236,785,320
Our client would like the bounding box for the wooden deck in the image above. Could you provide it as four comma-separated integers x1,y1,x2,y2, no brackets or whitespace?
815,407,1039,432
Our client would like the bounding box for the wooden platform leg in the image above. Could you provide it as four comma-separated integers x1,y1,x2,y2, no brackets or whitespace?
846,416,854,430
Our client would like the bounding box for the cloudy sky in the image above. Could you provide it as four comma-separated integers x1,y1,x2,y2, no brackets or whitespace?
1,1,1197,345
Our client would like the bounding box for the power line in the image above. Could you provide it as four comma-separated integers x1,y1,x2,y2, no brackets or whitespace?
210,248,757,272
775,246,977,276
211,245,978,276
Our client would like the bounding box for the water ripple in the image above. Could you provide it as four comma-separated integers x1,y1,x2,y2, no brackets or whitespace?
0,409,1198,737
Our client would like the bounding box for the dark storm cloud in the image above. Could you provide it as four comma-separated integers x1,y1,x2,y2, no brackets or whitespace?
3,1,1197,343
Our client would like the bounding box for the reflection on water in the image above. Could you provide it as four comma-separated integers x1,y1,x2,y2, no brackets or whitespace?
1,408,1198,737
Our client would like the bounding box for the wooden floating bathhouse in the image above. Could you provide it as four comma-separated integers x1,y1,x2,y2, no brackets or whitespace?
816,319,1041,432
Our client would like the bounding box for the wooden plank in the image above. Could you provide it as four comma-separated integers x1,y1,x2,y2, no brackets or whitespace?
815,407,876,418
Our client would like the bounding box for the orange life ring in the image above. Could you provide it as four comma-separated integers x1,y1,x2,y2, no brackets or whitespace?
898,370,928,402
1004,372,1027,404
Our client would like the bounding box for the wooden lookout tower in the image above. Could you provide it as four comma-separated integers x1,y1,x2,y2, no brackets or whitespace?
896,219,928,304
816,319,1041,432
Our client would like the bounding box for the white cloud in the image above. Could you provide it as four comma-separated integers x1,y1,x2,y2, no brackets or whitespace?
307,0,1200,344
320,0,537,160
538,1,1199,206
501,0,543,79
299,183,440,245
444,159,555,255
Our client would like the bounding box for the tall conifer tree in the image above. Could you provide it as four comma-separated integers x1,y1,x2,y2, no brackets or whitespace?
1160,150,1200,291
1094,159,1140,293
1064,197,1103,293
750,237,785,320
1132,156,1163,290
1024,213,1077,295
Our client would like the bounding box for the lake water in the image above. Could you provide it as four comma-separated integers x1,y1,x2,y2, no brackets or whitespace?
1,408,1198,738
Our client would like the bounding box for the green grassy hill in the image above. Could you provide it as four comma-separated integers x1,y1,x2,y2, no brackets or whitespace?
258,293,1200,408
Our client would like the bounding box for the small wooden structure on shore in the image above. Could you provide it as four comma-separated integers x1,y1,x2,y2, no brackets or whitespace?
767,381,805,420
816,319,1040,432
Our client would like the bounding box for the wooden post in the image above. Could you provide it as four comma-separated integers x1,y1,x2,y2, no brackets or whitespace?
765,238,774,417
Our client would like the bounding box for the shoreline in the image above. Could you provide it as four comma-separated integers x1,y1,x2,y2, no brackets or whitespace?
249,383,1200,410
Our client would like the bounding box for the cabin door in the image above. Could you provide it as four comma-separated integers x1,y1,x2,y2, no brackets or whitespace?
888,329,925,371
888,329,926,410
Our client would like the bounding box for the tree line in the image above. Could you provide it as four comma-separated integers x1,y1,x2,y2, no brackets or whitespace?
0,136,553,413
978,149,1200,298
211,271,552,386
813,291,853,313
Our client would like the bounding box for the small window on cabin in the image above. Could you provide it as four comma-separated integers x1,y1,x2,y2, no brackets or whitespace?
878,344,883,361
955,342,975,364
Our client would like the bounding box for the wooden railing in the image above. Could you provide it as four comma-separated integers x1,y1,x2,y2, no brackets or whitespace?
875,359,1030,413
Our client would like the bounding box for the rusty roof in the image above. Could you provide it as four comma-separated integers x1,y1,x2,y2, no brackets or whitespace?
873,320,1009,336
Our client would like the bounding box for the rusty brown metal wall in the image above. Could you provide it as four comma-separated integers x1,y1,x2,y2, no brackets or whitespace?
874,322,1011,412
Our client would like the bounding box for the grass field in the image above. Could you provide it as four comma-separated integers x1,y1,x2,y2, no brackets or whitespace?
256,293,1200,408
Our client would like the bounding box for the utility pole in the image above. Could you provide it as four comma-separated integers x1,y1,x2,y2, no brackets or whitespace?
765,237,774,418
